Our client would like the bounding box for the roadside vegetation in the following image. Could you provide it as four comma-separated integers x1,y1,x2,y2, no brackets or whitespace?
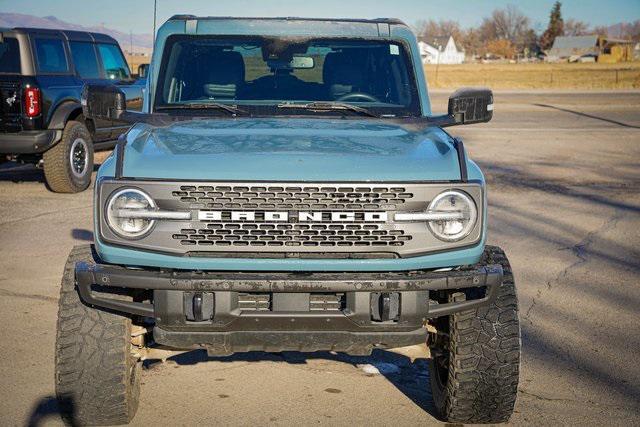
425,62,640,89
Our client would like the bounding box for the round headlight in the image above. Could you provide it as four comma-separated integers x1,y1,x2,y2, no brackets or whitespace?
106,188,156,238
427,190,477,242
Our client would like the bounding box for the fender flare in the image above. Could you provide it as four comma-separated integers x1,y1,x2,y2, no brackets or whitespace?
47,101,83,130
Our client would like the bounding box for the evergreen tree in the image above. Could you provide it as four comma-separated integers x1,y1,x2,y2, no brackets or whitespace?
540,1,564,50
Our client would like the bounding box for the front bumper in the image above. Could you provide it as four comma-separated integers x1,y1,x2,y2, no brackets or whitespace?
0,129,62,154
75,262,502,355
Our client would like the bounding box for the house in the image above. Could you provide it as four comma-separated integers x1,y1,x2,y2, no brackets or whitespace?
418,36,465,64
546,35,634,63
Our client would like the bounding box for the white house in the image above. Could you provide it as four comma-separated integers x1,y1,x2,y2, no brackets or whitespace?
418,36,465,64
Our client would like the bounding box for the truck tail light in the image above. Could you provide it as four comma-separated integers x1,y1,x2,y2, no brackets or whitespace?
24,87,41,117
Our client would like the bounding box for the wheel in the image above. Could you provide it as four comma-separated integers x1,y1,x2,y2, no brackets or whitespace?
428,245,520,424
43,119,94,193
55,245,141,425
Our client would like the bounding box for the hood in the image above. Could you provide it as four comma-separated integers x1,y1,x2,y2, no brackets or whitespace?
119,117,461,181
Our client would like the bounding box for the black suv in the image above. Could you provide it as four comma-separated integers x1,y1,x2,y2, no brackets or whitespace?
0,28,144,192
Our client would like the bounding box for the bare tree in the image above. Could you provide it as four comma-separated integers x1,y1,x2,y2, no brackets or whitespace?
564,19,590,36
414,19,462,41
480,5,531,43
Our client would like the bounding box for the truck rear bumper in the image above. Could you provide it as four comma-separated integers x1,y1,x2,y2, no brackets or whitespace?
75,262,502,355
0,129,62,154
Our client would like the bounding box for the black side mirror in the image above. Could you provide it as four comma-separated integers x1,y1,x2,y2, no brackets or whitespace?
447,88,493,125
81,84,126,120
137,64,149,79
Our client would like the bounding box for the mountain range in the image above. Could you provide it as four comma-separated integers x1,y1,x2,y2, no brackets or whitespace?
0,12,153,53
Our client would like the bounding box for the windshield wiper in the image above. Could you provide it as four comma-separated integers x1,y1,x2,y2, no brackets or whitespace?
156,102,246,116
277,101,379,118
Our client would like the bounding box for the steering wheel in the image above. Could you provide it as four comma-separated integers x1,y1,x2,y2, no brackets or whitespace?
336,92,380,103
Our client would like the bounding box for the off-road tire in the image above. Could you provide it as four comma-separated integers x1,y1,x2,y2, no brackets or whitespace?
43,120,94,193
55,245,141,425
428,245,520,424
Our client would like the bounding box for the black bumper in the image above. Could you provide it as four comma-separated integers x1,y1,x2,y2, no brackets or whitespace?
75,262,502,355
0,129,61,154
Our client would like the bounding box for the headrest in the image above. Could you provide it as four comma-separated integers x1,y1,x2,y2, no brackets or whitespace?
322,52,365,99
202,51,245,99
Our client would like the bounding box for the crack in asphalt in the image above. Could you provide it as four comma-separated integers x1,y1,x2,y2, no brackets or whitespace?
518,389,638,411
0,287,57,303
523,213,621,322
0,205,91,227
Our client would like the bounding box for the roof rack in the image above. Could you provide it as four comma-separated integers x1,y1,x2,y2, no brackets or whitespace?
167,15,407,26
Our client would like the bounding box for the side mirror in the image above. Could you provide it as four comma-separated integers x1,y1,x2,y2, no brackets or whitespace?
81,84,126,120
447,88,493,125
137,63,149,79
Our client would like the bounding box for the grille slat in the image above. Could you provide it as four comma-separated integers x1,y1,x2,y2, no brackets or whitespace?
174,185,412,211
174,223,410,247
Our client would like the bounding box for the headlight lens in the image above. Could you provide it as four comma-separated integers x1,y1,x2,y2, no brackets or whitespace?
427,190,477,241
106,188,156,238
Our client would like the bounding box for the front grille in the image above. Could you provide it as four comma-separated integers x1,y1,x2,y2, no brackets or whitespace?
172,185,413,210
172,223,411,248
98,180,484,258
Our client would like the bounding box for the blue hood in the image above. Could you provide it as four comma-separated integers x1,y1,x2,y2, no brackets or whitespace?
117,117,461,182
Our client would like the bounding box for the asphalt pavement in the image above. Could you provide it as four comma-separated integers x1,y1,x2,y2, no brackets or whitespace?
0,90,639,426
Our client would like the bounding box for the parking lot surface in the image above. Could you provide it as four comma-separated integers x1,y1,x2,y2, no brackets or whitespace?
1,91,639,426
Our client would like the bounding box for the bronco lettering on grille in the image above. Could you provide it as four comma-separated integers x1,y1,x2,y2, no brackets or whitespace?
197,211,388,222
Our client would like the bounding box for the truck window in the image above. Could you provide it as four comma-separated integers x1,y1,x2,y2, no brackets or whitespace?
156,36,420,117
69,41,100,79
97,44,130,80
0,37,21,74
35,38,69,73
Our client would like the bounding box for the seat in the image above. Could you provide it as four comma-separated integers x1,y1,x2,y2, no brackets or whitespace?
322,52,366,100
201,51,245,99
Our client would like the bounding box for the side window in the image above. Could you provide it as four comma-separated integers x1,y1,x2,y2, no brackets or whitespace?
34,38,69,73
0,38,21,73
97,44,130,80
69,41,100,79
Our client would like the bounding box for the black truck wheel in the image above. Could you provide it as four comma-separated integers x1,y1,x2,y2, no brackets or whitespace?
428,245,520,424
55,245,141,425
43,120,94,193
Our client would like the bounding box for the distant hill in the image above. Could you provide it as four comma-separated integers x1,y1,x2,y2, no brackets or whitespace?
0,13,152,53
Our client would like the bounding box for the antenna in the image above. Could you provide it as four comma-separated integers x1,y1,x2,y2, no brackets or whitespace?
152,0,157,50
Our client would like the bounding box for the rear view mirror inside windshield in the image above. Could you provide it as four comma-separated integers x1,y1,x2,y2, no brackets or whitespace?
268,56,315,70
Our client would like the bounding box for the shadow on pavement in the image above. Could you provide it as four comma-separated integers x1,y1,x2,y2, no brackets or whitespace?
533,103,640,129
26,395,76,427
0,161,44,183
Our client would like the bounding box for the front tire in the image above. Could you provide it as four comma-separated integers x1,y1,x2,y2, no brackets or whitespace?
43,120,94,193
428,245,520,424
54,245,141,425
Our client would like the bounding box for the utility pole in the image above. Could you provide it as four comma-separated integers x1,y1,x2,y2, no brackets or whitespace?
129,30,133,54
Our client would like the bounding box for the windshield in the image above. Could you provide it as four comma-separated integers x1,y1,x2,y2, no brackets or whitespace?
155,36,420,117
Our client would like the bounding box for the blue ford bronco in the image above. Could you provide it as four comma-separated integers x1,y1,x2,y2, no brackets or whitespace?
55,16,520,425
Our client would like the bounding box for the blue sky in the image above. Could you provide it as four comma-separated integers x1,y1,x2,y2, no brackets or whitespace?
1,0,639,35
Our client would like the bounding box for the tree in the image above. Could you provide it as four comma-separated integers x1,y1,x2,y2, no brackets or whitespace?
414,19,462,42
540,1,564,50
478,5,532,54
564,19,590,36
486,39,517,59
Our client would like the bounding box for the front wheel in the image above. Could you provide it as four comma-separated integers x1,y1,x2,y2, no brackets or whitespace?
43,120,94,193
428,245,521,424
55,245,141,425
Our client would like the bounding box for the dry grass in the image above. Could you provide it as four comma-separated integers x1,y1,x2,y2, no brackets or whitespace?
424,62,640,89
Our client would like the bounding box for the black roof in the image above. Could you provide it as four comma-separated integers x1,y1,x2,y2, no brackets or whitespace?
168,15,407,26
7,27,117,43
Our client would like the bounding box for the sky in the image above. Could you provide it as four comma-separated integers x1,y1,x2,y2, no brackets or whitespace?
1,0,639,35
